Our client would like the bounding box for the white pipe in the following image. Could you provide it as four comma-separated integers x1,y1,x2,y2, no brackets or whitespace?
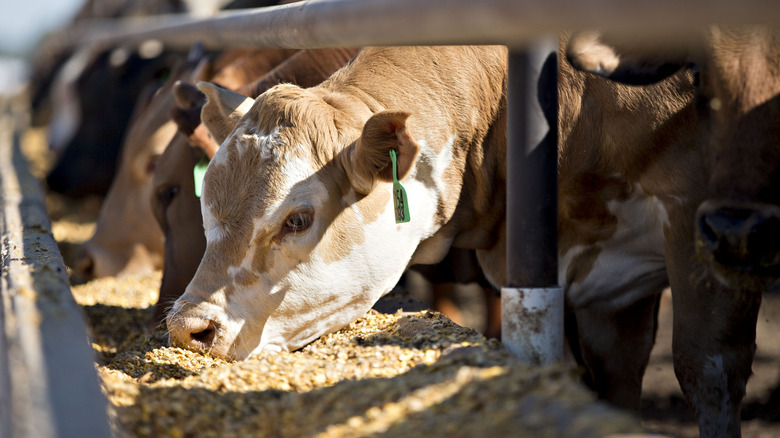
501,287,564,365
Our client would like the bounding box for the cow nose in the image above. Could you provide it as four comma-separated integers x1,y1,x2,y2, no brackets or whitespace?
697,203,780,272
168,315,220,352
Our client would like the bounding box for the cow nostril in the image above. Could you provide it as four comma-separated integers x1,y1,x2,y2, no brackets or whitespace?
190,319,218,347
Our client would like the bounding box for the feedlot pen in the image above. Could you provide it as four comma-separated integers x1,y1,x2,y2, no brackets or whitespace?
1,94,644,437
6,0,780,435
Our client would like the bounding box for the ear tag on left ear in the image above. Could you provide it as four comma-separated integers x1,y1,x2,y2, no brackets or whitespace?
390,150,410,224
193,154,210,198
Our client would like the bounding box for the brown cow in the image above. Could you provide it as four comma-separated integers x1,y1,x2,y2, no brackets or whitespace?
166,45,508,357
76,47,300,280
160,49,502,335
566,29,773,436
567,27,780,291
150,48,359,323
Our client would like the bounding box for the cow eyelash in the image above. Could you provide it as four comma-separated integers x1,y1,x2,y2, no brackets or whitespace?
285,212,312,233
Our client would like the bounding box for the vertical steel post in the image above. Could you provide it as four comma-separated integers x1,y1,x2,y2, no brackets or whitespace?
502,38,563,365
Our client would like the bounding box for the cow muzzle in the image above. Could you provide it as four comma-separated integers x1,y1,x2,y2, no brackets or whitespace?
167,309,224,356
696,200,780,279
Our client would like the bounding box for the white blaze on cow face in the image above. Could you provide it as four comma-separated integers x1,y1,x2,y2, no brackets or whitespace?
168,82,433,360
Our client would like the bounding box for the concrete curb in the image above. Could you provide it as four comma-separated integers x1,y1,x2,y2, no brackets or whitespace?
0,96,111,438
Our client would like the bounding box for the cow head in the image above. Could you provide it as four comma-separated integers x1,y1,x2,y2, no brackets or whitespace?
75,46,213,280
151,132,208,325
566,27,780,290
166,82,427,359
45,43,178,198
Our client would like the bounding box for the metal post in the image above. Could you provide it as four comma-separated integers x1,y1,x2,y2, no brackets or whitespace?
502,38,563,365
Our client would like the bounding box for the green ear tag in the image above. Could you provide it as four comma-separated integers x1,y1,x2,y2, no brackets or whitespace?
390,150,410,223
193,154,210,198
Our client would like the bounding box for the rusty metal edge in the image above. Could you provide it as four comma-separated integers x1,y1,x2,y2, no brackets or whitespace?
0,95,111,438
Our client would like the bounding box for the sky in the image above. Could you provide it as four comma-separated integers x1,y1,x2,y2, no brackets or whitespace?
0,0,85,56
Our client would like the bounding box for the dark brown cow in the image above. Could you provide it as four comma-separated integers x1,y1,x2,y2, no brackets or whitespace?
567,27,780,291
566,28,774,436
151,48,359,324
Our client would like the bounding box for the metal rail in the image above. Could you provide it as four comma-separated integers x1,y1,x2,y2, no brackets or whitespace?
43,0,780,52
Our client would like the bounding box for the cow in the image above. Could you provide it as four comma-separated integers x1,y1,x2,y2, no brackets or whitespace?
567,27,780,292
166,45,508,359
150,48,360,323
44,43,181,198
567,28,778,436
74,46,301,280
158,50,502,334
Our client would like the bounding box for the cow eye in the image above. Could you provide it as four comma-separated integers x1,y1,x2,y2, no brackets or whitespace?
157,185,180,211
285,212,312,233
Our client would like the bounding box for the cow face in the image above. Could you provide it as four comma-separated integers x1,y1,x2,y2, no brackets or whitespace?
45,44,177,198
76,48,213,280
693,28,780,286
566,27,780,290
167,83,424,359
151,133,207,325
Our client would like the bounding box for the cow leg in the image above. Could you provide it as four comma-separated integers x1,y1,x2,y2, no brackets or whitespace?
669,271,761,437
572,293,661,412
665,214,762,437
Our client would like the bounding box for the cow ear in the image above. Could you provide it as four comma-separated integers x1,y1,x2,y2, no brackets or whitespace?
197,81,255,145
566,30,687,85
344,110,420,194
173,81,205,110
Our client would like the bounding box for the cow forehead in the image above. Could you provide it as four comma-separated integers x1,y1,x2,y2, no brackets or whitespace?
202,123,325,239
707,27,780,110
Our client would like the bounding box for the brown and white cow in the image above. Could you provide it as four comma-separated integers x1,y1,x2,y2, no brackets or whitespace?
567,28,774,436
150,48,359,324
166,46,508,357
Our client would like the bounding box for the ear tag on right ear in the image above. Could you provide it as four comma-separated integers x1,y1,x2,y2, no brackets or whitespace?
193,154,209,198
390,150,410,224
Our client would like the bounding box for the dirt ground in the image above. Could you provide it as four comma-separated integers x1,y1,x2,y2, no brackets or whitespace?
406,278,780,438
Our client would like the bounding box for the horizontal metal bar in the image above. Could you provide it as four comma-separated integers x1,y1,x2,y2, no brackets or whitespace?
51,0,780,51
